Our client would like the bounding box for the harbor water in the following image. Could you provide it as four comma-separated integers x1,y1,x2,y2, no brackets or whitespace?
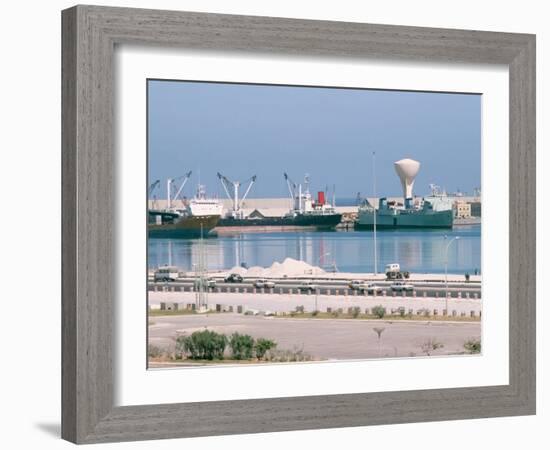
148,225,481,275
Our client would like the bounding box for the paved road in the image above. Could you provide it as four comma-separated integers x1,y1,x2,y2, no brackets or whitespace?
149,314,481,360
150,279,481,299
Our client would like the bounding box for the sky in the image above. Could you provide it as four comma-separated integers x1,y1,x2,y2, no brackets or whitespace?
148,80,481,200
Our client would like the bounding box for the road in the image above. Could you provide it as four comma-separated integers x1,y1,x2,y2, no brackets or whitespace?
149,278,481,299
149,313,481,361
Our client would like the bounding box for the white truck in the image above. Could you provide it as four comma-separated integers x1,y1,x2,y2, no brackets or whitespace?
385,263,410,280
154,266,179,282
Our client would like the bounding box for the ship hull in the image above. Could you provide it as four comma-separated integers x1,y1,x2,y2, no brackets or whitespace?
217,213,342,230
148,214,220,238
356,209,453,229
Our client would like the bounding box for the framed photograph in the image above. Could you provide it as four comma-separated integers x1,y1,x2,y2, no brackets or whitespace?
62,5,536,444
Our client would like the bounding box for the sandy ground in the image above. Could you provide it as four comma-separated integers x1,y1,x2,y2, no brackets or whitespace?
149,314,481,360
149,291,482,316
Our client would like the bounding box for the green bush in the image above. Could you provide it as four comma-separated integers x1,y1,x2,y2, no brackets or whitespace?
372,305,386,319
254,338,277,359
176,330,227,360
352,307,360,318
230,333,255,360
464,338,481,354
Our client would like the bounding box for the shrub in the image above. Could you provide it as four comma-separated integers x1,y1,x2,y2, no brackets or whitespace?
311,310,319,317
464,338,481,354
352,307,360,318
372,305,386,319
420,338,444,356
398,307,406,317
229,333,255,360
147,344,163,359
176,330,227,360
254,338,277,360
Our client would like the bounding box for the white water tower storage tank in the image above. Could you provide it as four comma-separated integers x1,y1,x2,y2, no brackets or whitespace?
394,158,421,202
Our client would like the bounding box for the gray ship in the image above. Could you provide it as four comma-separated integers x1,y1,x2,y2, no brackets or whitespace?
356,158,454,229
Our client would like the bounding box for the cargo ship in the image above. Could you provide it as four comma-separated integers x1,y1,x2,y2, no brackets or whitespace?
148,184,222,238
215,173,342,232
356,195,454,229
356,158,454,229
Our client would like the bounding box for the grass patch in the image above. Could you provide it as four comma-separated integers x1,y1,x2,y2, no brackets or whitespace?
148,308,224,317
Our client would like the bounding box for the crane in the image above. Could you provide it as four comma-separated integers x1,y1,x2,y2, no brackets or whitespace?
217,172,257,218
167,171,192,209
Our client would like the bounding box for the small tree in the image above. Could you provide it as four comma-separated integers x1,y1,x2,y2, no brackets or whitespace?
177,330,227,360
229,333,255,360
372,305,386,319
254,338,277,360
464,338,481,354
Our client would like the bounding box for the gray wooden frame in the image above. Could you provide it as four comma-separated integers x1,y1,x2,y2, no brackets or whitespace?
62,5,536,444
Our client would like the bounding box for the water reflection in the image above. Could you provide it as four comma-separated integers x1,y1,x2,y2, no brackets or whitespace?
148,225,481,275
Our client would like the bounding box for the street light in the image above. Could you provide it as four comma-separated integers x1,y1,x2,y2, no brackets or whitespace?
444,235,460,315
314,253,330,313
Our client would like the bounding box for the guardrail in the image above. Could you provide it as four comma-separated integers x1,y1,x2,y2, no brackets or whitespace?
148,284,481,299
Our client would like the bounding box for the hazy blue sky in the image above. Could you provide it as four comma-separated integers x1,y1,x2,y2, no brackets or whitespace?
148,80,481,200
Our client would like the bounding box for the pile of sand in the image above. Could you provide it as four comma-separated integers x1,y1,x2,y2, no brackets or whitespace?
227,257,325,278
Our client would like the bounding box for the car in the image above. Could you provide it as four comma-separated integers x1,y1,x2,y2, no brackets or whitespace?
356,282,385,294
298,281,317,292
348,280,364,290
390,281,414,292
224,273,243,283
194,278,217,289
254,279,276,289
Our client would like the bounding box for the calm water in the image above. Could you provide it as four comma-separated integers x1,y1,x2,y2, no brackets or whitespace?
148,225,481,275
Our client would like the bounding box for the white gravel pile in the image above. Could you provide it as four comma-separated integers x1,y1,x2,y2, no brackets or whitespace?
228,257,325,278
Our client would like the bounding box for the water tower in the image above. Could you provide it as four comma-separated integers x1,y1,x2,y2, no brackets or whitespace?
394,158,420,209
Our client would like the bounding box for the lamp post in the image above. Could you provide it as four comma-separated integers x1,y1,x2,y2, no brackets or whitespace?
315,252,330,313
444,236,460,315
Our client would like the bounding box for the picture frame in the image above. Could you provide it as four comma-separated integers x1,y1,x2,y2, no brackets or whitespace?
61,4,536,444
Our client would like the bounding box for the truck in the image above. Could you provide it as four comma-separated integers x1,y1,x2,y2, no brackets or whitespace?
154,266,180,282
385,263,410,280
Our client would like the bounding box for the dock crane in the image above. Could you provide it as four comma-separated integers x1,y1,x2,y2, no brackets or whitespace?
167,170,192,209
148,179,160,209
217,172,257,219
